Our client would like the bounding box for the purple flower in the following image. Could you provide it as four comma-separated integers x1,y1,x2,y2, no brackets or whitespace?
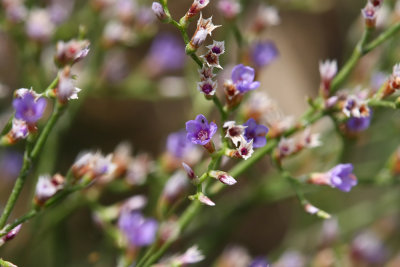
346,114,371,132
0,150,23,179
249,257,269,267
118,211,158,247
231,64,260,93
146,33,185,74
167,130,194,158
13,92,47,124
351,231,387,265
328,163,357,192
186,114,217,145
251,41,278,68
243,118,269,148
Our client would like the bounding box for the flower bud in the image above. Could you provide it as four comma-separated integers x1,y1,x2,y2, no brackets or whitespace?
362,3,378,28
152,2,168,22
209,170,237,185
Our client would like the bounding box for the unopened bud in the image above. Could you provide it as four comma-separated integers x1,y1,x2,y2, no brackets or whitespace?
152,2,168,22
209,170,237,185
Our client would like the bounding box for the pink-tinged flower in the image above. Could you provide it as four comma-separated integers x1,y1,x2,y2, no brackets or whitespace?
243,118,268,148
0,224,22,247
231,64,260,93
13,90,46,124
154,245,205,266
362,2,379,28
182,162,197,181
186,0,210,19
223,121,247,146
162,171,188,203
209,170,237,185
35,174,64,205
56,68,81,102
55,39,90,66
120,195,148,212
114,0,137,23
304,203,331,219
301,128,322,148
152,2,167,21
188,14,220,50
25,9,55,42
319,59,337,95
252,5,280,33
186,114,217,146
118,211,158,247
2,0,27,23
197,78,217,96
217,0,241,20
198,193,215,206
8,119,29,142
216,246,251,267
103,20,133,45
126,153,153,185
277,138,295,157
72,151,116,181
274,250,306,267
251,41,278,68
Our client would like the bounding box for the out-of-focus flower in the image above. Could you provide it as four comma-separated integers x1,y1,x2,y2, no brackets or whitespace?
249,257,269,267
34,174,64,205
162,171,189,203
167,130,195,159
0,150,23,179
55,68,81,103
186,114,217,146
251,41,278,69
362,2,379,28
118,211,158,247
126,153,153,185
300,128,322,148
13,90,46,124
346,113,371,133
252,5,280,33
243,118,268,148
274,250,306,267
0,224,22,247
26,9,55,42
103,20,134,46
351,231,387,265
217,0,241,20
2,0,27,23
310,163,357,192
342,96,370,118
319,218,339,247
2,119,29,144
277,138,295,158
215,246,251,267
198,193,215,206
55,39,90,67
48,0,75,25
145,33,185,76
72,151,117,181
209,170,237,185
319,59,337,97
114,0,136,23
155,245,205,266
182,162,197,181
152,2,167,21
231,64,260,94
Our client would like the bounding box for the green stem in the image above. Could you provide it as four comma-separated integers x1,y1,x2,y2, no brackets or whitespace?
0,101,66,228
364,22,400,54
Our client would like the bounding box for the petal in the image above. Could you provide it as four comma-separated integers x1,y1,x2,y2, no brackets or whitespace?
186,120,201,134
209,122,218,138
231,64,244,82
253,136,266,148
248,81,260,90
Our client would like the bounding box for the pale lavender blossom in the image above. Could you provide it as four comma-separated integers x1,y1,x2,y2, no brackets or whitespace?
328,163,357,192
251,41,278,68
162,171,188,202
146,33,185,74
351,231,387,265
35,175,61,204
118,211,158,247
243,118,268,148
57,69,81,102
231,64,260,93
362,2,379,28
25,9,55,42
48,0,75,25
209,170,237,185
186,114,217,146
152,2,167,21
9,119,29,141
13,91,46,124
249,257,269,267
167,130,195,158
0,150,23,179
217,0,241,19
